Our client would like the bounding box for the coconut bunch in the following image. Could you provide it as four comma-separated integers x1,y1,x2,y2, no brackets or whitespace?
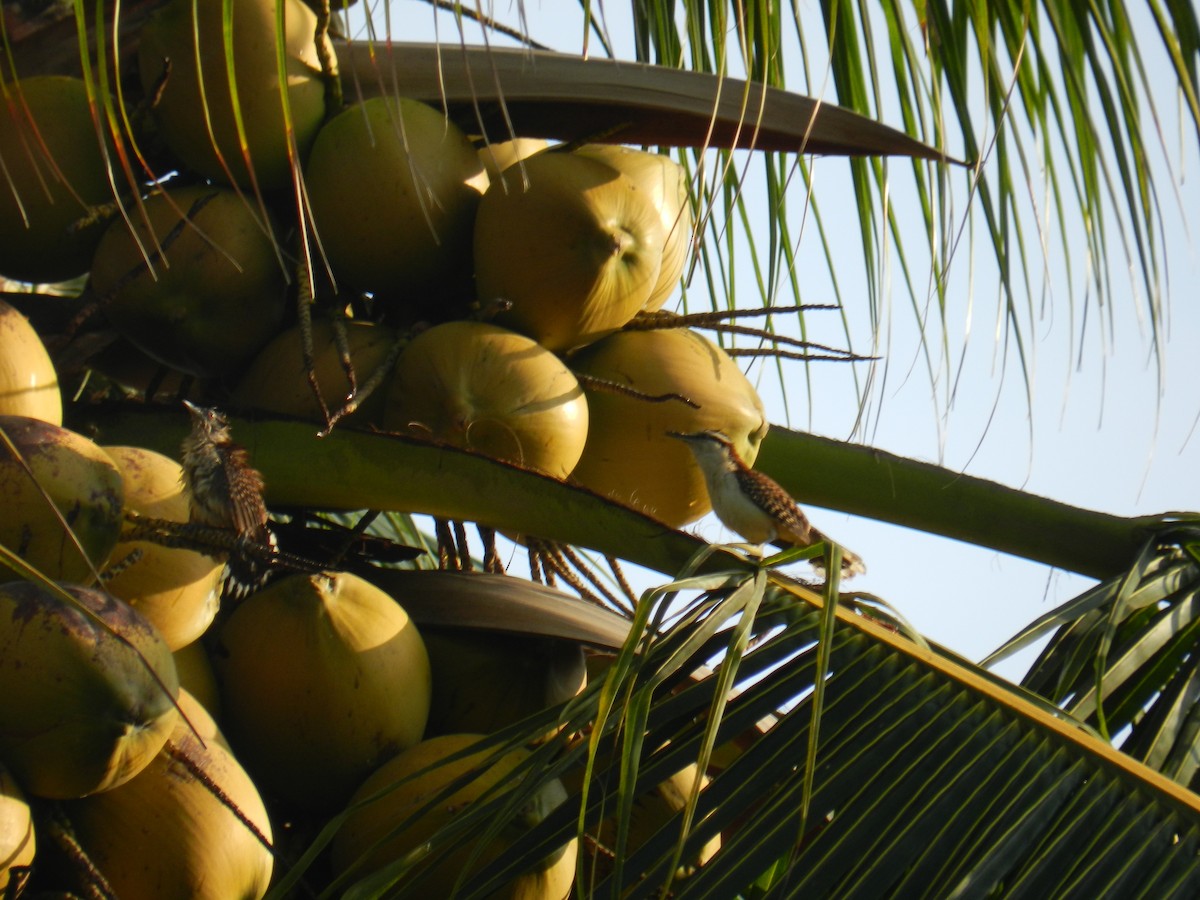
2,18,766,531
0,303,592,897
0,0,759,891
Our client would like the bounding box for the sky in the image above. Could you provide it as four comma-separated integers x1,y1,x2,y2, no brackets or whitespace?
375,1,1200,682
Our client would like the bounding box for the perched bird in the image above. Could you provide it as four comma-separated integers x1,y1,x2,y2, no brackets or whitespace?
180,400,276,597
668,429,866,577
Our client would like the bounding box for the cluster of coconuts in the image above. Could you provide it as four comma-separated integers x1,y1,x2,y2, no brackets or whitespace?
0,0,758,890
2,0,768,530
0,304,495,895
0,301,715,895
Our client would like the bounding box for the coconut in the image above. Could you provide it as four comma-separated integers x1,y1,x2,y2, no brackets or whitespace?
331,733,576,899
569,328,767,527
568,758,720,879
383,321,589,478
0,581,178,798
475,151,666,352
213,572,431,810
0,76,115,283
478,137,550,182
90,185,288,378
0,415,124,583
0,298,61,424
171,687,228,751
64,690,272,900
0,763,34,892
573,144,691,312
423,627,587,739
100,446,222,649
84,336,210,401
137,0,333,190
232,318,400,426
173,641,222,723
305,97,484,307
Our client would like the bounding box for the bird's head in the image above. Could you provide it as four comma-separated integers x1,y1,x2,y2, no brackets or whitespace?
667,429,738,467
183,400,232,446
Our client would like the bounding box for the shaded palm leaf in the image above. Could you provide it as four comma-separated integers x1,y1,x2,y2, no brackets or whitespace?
287,570,1200,898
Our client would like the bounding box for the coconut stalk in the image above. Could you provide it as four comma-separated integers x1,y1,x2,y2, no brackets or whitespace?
77,405,1160,580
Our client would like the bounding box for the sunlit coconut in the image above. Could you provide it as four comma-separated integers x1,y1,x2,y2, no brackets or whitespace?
569,328,767,527
475,151,666,352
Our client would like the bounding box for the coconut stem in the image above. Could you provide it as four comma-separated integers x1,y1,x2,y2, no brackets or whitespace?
573,372,700,409
40,805,119,900
625,309,876,362
163,740,275,854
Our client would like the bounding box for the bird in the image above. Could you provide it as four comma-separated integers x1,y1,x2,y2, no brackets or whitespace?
668,429,866,577
179,400,276,597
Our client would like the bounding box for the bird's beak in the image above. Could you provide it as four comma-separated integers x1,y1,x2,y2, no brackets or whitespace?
665,430,689,441
182,399,203,420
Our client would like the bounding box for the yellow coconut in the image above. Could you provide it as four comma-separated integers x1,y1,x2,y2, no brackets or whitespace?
0,76,115,283
137,0,333,190
64,691,272,900
90,185,287,378
422,627,587,739
0,763,34,892
102,445,222,650
0,581,178,798
305,97,485,305
569,758,720,879
232,318,400,427
569,328,767,527
478,137,550,182
173,641,222,721
0,298,61,423
574,144,692,312
0,415,124,583
332,733,576,899
383,321,589,478
172,687,228,751
475,151,666,352
213,572,431,810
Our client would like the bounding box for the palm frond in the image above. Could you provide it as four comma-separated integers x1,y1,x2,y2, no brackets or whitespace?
290,569,1200,898
989,523,1200,790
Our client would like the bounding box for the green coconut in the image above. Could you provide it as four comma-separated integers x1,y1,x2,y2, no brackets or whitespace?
569,328,767,527
566,758,721,879
305,97,484,309
574,144,692,312
475,151,666,352
0,76,115,283
0,298,61,424
423,627,587,739
478,137,550,181
64,690,272,899
232,318,400,427
383,321,589,478
0,581,178,798
213,572,431,810
137,0,333,190
173,642,222,722
101,446,222,650
90,185,287,378
332,733,576,899
0,415,124,583
0,762,35,892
